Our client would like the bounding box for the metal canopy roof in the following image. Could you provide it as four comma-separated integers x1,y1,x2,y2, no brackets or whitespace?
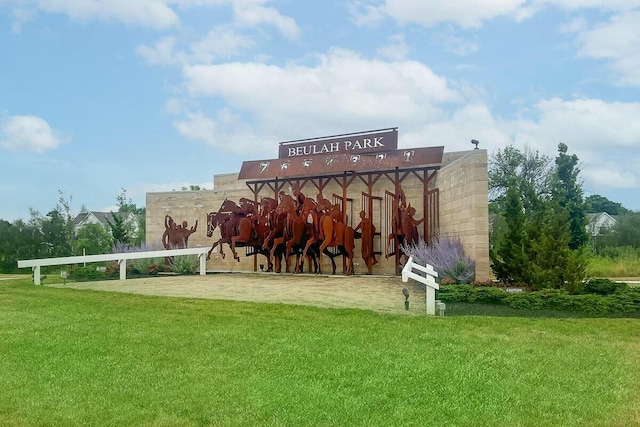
239,146,444,181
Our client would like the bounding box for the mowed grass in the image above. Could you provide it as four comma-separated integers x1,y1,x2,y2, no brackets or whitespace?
1,278,639,427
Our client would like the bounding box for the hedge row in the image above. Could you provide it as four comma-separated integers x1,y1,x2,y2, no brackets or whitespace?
437,281,640,316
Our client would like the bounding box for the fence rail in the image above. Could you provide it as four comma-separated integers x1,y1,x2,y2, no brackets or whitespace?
17,247,210,285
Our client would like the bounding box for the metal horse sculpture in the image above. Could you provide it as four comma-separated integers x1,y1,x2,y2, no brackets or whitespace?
206,199,271,267
300,194,355,275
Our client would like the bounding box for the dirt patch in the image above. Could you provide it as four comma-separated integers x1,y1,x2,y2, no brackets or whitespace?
44,272,430,315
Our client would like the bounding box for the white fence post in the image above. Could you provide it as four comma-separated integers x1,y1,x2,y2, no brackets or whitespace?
402,256,439,315
119,259,127,281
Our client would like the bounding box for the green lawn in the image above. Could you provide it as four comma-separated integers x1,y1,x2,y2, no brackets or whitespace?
1,277,639,427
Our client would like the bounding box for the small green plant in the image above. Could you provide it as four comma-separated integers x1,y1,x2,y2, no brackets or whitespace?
69,266,106,281
131,257,164,276
169,255,199,275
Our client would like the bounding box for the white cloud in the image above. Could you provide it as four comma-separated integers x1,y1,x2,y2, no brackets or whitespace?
189,26,256,63
432,25,479,56
351,0,528,29
136,37,182,65
172,109,268,156
182,48,461,123
0,115,65,153
502,97,640,199
377,34,410,61
26,0,181,29
575,11,640,86
232,0,300,39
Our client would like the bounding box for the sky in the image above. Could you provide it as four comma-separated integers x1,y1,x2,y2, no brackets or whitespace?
1,0,639,221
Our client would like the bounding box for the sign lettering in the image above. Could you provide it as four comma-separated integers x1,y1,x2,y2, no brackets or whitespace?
279,129,397,159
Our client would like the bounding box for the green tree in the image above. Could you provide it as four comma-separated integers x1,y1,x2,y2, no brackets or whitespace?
28,191,75,258
107,212,129,246
551,143,588,250
114,188,145,245
74,223,113,255
490,180,531,285
532,202,587,293
489,144,553,213
0,219,43,272
584,194,630,215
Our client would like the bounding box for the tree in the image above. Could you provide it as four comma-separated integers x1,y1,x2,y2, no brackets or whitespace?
107,212,129,246
584,194,630,215
489,144,553,213
114,188,145,245
532,202,587,293
490,180,531,285
0,219,42,272
551,143,588,250
27,191,75,258
490,143,589,291
74,223,113,255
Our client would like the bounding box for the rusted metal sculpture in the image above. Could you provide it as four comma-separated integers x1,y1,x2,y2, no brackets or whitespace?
206,189,356,275
386,185,423,264
355,210,377,274
206,199,271,268
162,215,198,267
162,215,198,250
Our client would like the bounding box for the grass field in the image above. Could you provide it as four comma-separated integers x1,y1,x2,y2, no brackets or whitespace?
1,277,640,426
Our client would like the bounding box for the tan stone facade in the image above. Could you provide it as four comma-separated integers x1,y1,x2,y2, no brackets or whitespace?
146,149,490,280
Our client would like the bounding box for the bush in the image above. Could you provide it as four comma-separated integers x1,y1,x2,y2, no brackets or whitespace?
468,286,509,304
402,235,475,283
131,257,164,276
436,285,473,302
69,266,106,281
105,263,119,278
439,284,640,316
169,255,199,275
583,278,628,295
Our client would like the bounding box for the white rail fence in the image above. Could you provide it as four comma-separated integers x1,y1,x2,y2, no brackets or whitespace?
17,247,210,285
402,256,440,315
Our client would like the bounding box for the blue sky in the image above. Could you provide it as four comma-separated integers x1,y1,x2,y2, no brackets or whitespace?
1,0,639,221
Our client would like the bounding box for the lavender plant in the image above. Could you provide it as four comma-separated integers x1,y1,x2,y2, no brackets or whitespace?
401,235,476,284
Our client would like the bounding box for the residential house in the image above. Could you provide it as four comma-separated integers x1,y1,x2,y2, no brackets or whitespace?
73,211,139,235
586,212,618,236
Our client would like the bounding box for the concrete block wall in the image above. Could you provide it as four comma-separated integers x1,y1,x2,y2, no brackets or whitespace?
435,150,490,281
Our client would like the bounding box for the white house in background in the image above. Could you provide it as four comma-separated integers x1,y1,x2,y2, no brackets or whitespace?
586,212,618,236
73,211,139,234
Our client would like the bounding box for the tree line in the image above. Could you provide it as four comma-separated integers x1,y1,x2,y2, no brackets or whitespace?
0,190,145,273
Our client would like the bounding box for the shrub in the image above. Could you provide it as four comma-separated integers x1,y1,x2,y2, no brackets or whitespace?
583,278,628,295
440,284,640,316
436,285,473,303
69,266,105,281
105,263,119,278
468,287,509,304
131,257,165,275
169,255,199,275
402,235,475,283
